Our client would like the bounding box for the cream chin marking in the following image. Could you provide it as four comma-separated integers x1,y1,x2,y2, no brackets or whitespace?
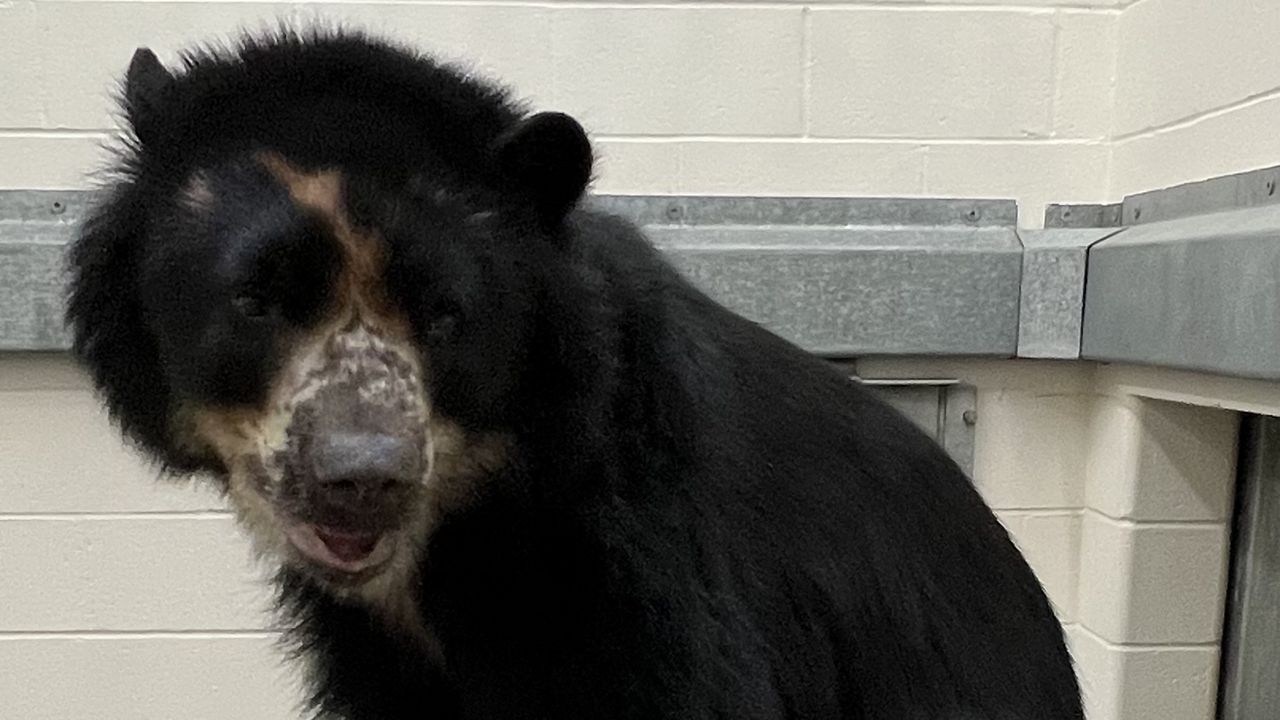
225,453,291,563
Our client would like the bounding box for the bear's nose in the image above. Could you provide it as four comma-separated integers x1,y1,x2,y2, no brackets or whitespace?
310,432,418,504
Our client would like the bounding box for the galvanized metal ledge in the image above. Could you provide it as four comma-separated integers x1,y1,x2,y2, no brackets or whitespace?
2,191,1036,358
11,175,1280,380
1082,202,1280,380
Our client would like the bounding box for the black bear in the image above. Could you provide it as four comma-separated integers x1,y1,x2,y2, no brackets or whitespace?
65,28,1083,720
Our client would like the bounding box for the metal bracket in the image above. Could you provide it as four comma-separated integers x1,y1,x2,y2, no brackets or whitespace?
853,376,978,477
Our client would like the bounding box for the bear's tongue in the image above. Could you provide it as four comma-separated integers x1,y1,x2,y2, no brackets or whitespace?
314,526,380,562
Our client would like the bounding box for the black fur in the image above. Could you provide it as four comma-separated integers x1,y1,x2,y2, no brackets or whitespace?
66,27,1083,719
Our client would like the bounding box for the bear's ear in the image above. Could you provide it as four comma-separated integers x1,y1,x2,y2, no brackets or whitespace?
493,111,593,227
124,47,173,143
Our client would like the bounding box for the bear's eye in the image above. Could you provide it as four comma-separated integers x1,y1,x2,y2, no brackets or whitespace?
232,293,272,320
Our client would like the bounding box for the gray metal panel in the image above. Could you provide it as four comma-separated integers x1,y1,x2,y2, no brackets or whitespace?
1043,203,1121,229
0,191,82,351
1218,415,1280,720
1123,164,1280,226
660,226,1022,357
0,241,70,351
601,197,1024,357
939,383,977,476
864,384,944,437
1081,204,1280,380
0,190,1024,357
1016,228,1121,359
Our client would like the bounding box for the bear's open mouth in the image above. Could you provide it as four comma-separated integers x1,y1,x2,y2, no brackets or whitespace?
285,523,396,575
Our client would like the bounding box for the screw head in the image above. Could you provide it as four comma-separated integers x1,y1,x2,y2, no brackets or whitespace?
962,409,978,426
664,204,683,221
964,208,981,222
50,201,65,215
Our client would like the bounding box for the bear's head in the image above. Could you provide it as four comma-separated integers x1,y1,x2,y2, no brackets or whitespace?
65,30,596,604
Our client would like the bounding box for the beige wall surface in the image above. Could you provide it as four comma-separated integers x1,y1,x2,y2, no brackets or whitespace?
1109,0,1280,198
10,2,1280,217
0,0,1119,226
0,356,300,718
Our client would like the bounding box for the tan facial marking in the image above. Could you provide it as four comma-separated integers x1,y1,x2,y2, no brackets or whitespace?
256,151,405,335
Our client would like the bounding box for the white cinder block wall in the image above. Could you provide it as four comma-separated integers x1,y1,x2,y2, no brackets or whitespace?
857,359,1244,720
1109,0,1280,198
0,0,1121,224
5,1,1280,718
0,356,301,718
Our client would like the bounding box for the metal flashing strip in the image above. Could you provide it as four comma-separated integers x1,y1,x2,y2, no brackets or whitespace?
589,195,1018,229
10,171,1280,376
1016,227,1121,360
1,191,1026,357
1043,203,1122,230
1046,163,1280,230
1122,164,1280,226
